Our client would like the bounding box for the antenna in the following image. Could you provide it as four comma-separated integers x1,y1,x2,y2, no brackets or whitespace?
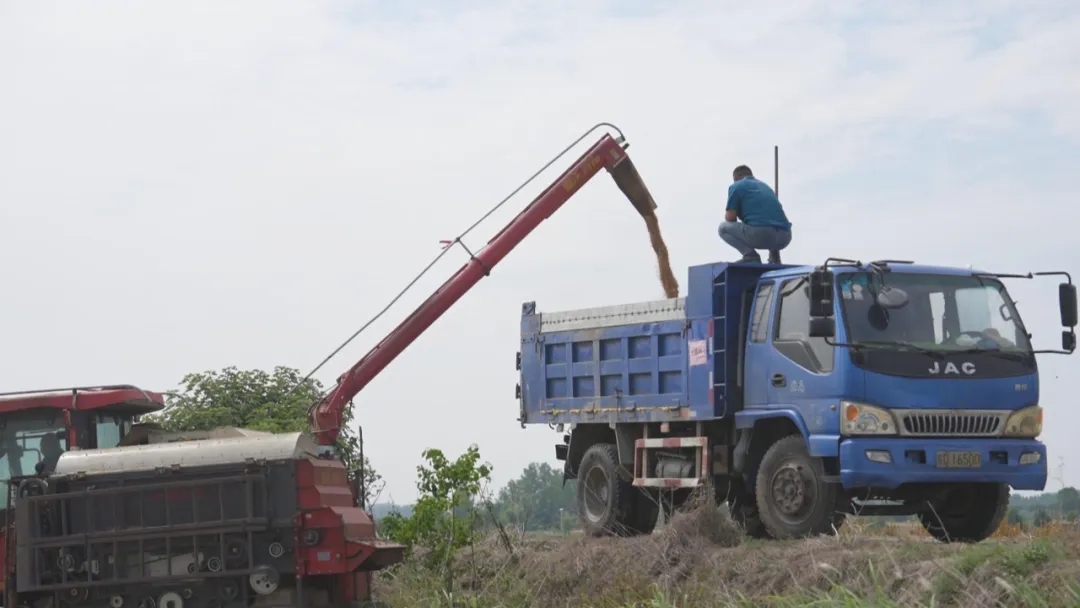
774,145,779,196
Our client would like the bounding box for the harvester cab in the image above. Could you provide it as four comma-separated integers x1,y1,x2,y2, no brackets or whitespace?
0,385,164,480
0,386,164,604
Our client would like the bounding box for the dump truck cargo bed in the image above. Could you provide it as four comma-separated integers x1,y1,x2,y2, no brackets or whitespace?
519,297,692,425
517,263,786,426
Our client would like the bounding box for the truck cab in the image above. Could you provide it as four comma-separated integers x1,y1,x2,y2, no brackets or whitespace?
518,259,1077,542
743,261,1060,540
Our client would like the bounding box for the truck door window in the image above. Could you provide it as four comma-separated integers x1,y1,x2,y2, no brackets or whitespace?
750,282,776,343
774,277,835,373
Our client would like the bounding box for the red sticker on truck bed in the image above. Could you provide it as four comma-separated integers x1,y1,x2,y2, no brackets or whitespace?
688,340,708,366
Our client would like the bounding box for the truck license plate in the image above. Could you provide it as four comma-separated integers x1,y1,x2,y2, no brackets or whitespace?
936,451,981,468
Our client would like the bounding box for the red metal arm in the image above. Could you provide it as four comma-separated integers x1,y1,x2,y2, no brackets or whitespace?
310,132,657,445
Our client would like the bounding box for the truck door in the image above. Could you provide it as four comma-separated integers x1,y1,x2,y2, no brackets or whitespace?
764,275,842,432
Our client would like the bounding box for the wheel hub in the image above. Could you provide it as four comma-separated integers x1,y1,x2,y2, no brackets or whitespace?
583,465,611,523
249,567,280,596
772,464,809,516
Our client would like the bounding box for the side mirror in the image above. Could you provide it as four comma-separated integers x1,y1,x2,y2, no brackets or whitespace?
1063,331,1077,353
876,286,910,310
809,317,836,339
808,270,834,318
1060,282,1078,328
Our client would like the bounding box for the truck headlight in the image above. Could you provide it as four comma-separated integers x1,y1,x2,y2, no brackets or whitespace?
841,401,898,436
1003,406,1042,438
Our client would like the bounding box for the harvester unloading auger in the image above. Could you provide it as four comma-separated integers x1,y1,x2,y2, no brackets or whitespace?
307,122,679,446
2,123,678,608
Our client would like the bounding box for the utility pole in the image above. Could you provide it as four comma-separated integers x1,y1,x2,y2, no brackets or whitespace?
774,145,779,196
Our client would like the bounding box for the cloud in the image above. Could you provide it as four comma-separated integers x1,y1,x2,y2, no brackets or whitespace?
1,1,1078,500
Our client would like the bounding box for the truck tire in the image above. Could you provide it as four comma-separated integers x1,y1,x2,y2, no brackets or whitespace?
918,483,1009,543
825,511,847,535
630,488,660,535
754,435,839,539
576,443,649,536
726,491,769,539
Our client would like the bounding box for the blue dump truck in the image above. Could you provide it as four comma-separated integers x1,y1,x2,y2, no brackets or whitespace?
518,259,1077,542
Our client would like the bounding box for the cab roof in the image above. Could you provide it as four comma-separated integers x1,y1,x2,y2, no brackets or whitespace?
758,262,992,281
0,385,166,415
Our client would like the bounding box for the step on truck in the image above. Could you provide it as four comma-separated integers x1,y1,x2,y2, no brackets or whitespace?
518,260,1077,541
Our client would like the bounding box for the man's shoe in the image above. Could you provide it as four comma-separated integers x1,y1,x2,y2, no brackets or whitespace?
767,250,782,264
738,253,762,263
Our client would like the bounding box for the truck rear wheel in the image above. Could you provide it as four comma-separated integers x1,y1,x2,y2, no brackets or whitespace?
918,483,1009,543
754,435,839,539
631,488,660,535
726,490,769,538
576,443,652,536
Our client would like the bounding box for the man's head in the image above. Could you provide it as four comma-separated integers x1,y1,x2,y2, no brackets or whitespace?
40,431,62,458
733,165,753,182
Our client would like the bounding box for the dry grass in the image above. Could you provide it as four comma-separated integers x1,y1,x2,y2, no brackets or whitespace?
375,498,1080,608
843,519,1078,542
990,520,1077,539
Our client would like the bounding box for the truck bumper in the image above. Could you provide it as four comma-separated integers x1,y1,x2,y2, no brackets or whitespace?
838,437,1047,491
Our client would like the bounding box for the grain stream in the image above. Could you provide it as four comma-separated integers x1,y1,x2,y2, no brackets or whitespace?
642,211,679,299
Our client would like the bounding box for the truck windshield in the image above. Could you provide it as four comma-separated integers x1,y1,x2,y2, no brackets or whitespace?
0,412,67,483
838,272,1032,353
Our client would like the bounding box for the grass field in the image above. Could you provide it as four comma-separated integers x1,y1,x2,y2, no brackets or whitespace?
374,504,1080,607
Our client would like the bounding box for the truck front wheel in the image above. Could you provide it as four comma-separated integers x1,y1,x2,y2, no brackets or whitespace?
576,443,653,536
918,483,1009,543
754,435,840,539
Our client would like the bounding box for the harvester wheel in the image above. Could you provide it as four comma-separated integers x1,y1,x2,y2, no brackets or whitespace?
754,435,839,539
224,536,247,567
218,580,240,601
918,482,1009,543
575,443,647,536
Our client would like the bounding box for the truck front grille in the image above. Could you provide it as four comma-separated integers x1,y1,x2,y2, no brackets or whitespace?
897,410,1008,437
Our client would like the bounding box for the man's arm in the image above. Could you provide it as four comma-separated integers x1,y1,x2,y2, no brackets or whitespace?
725,182,740,222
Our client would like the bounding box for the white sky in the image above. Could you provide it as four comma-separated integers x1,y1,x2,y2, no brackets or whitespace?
2,1,1079,502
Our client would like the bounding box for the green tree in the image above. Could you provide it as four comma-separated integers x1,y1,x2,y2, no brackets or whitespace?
1033,507,1052,528
149,366,382,505
1006,507,1024,527
380,445,492,575
1058,487,1080,516
495,462,575,531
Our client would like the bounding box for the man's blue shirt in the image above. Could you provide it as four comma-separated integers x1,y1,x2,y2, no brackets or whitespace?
726,177,791,229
